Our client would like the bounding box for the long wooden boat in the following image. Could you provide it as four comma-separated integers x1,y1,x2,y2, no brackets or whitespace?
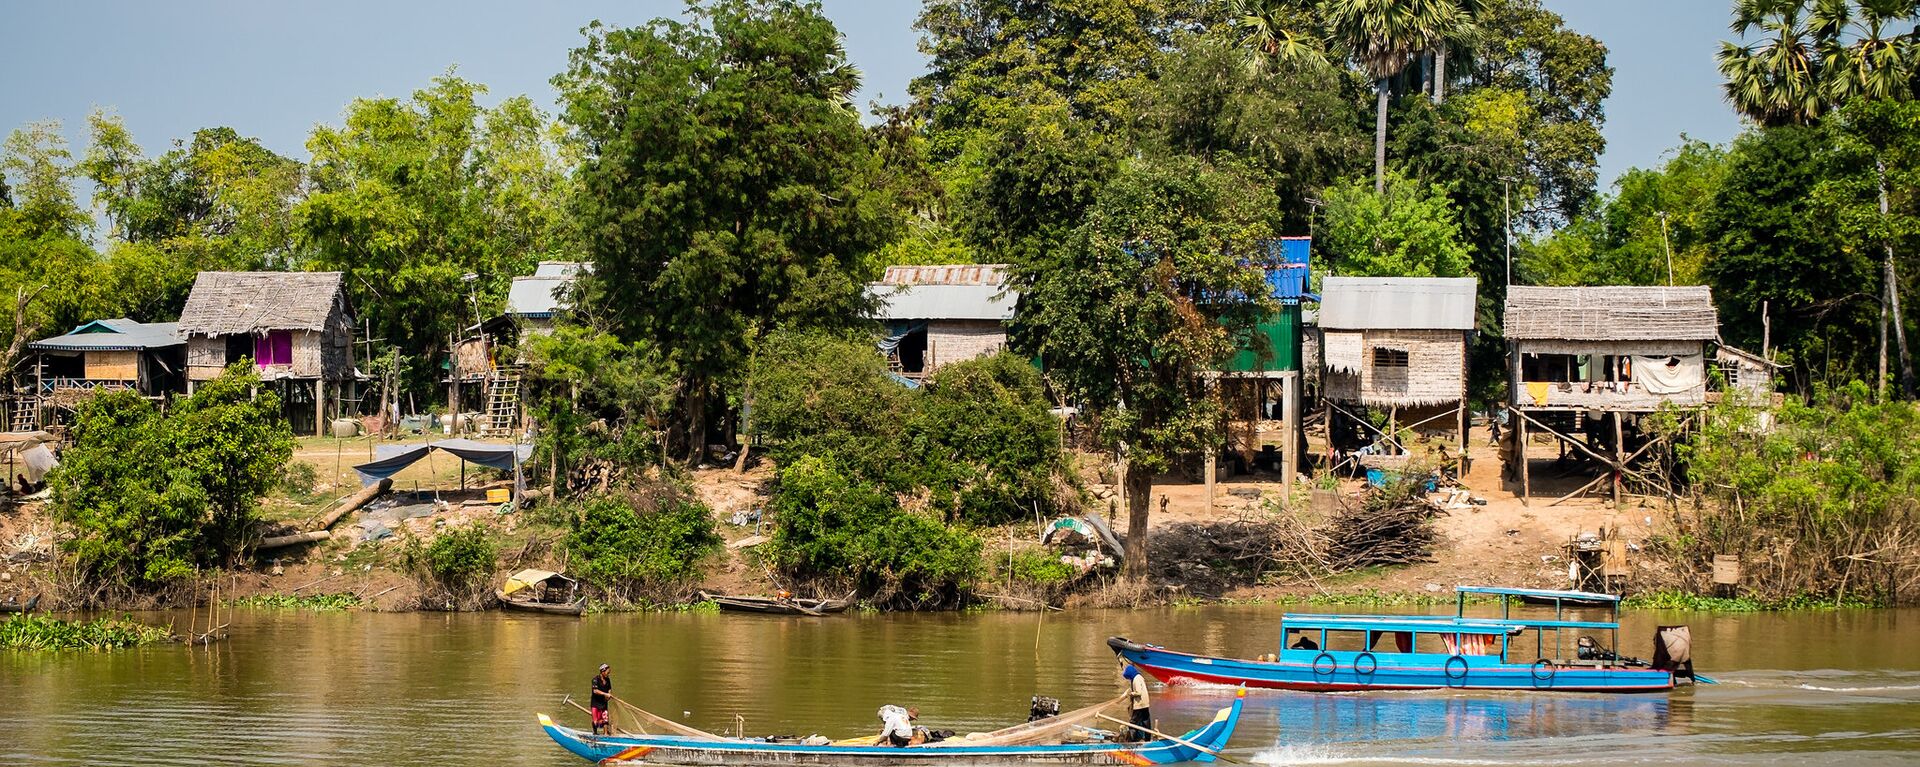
0,594,39,614
497,569,586,616
1111,586,1695,694
701,591,852,616
539,691,1243,766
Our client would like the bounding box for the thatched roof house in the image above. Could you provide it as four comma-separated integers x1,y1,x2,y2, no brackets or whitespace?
1504,286,1718,411
1319,276,1478,410
178,271,352,383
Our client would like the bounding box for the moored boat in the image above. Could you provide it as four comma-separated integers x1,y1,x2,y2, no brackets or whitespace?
700,591,853,616
0,594,40,614
497,569,586,616
1112,586,1700,694
538,691,1246,766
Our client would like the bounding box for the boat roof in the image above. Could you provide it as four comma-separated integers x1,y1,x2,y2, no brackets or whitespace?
1281,614,1521,635
1456,585,1620,603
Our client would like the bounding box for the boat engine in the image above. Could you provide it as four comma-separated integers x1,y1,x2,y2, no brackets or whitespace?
1576,635,1618,661
1650,625,1697,682
1029,695,1061,722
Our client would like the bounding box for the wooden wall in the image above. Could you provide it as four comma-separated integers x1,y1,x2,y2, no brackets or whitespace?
83,350,139,381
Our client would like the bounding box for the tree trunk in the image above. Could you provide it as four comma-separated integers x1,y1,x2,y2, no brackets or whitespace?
5,285,46,379
1121,462,1153,581
683,382,707,465
1435,43,1448,104
1880,160,1914,397
733,380,754,473
1374,78,1389,195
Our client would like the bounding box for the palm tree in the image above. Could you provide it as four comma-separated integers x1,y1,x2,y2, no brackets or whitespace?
1429,0,1485,104
1817,0,1919,103
1228,0,1326,68
1717,0,1829,125
1322,0,1470,193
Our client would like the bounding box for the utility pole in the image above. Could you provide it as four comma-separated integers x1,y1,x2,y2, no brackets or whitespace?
1503,178,1513,287
1657,211,1674,286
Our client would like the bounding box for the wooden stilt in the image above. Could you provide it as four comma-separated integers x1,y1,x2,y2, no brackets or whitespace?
1203,448,1217,513
314,379,326,437
1611,411,1624,506
1517,410,1530,504
1281,372,1298,494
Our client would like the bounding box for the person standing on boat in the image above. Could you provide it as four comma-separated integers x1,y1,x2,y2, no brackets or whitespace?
590,664,613,736
1121,661,1152,742
875,705,918,746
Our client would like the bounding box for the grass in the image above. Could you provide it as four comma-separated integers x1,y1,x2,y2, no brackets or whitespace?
1623,590,1881,612
0,614,172,651
226,592,365,611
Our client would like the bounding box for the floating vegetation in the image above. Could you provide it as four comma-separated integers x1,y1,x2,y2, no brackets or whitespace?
1623,590,1879,612
226,592,365,611
0,614,172,651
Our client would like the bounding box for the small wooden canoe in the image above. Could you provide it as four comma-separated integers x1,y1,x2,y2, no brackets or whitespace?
497,570,586,616
700,591,852,616
0,594,40,614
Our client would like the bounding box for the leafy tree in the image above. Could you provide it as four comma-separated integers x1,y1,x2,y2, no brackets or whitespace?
910,352,1075,526
521,324,675,495
50,365,295,592
1525,139,1731,287
1013,155,1277,578
555,1,897,460
1718,0,1918,127
300,73,575,401
1815,98,1920,396
747,330,918,487
1,120,89,239
1321,0,1471,193
408,525,499,592
1317,172,1473,278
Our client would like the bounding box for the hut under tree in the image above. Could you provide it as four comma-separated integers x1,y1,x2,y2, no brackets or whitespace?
177,271,353,436
1317,276,1479,477
1205,237,1313,505
868,264,1018,379
1502,285,1719,505
15,319,185,429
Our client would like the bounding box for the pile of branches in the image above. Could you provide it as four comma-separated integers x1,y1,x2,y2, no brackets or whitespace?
1323,492,1445,569
1146,520,1284,594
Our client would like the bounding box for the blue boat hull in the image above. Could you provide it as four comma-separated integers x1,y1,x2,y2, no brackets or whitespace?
1111,639,1673,693
538,693,1244,766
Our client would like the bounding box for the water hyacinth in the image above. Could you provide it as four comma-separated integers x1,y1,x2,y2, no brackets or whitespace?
0,614,172,651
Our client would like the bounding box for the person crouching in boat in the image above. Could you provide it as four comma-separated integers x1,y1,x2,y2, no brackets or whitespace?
1121,661,1152,742
590,664,613,735
875,705,919,746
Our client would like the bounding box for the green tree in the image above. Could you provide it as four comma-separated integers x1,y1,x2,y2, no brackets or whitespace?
564,491,721,599
1525,139,1731,287
521,324,674,495
763,454,983,606
1321,0,1471,193
911,352,1075,526
1816,98,1920,396
50,365,295,592
1718,0,1918,127
1,120,89,239
1013,155,1277,578
1317,172,1473,278
555,1,897,460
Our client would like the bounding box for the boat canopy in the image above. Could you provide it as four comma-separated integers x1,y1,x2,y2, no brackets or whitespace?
1280,614,1522,635
502,569,567,596
1455,585,1620,602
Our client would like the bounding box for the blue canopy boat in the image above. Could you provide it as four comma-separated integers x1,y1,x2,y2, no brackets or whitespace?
539,690,1246,766
1111,586,1699,693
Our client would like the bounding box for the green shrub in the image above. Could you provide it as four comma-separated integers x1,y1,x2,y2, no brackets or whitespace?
912,353,1077,525
227,592,364,611
411,525,498,588
564,488,722,598
50,364,295,591
278,461,319,497
764,456,982,607
747,331,918,484
993,549,1079,585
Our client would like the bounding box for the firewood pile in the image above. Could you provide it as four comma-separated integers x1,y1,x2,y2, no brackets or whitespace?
1146,520,1283,593
1322,495,1445,569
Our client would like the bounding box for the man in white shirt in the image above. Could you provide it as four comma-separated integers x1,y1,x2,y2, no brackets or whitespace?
1122,661,1152,742
875,705,919,747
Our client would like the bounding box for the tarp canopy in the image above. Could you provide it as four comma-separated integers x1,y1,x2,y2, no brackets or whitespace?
353,439,533,485
502,568,564,596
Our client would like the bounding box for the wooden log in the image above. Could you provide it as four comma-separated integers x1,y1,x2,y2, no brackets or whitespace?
313,477,392,532
259,530,331,550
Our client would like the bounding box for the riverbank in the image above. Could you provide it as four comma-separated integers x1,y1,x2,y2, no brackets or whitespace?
0,426,1902,614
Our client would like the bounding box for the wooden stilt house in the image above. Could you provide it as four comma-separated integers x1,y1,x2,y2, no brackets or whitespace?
177,271,354,436
1317,276,1479,476
1502,285,1719,504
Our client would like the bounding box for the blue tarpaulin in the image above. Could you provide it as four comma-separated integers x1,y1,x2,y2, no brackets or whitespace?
353,439,533,486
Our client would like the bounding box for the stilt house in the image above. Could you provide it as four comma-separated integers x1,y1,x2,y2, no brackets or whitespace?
869,264,1018,379
1317,276,1479,471
177,271,353,435
1502,285,1719,503
13,319,186,430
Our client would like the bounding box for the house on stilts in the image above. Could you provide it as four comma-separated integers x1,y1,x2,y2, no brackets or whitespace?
444,261,590,436
1502,285,1719,505
13,319,186,430
1316,276,1479,477
177,271,354,436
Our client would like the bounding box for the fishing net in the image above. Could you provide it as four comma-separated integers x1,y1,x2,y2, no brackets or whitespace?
610,696,727,740
924,694,1128,747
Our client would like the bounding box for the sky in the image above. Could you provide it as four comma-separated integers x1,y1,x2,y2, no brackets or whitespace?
1,0,1742,202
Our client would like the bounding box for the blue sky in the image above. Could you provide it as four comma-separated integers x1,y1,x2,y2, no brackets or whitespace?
1,0,1740,200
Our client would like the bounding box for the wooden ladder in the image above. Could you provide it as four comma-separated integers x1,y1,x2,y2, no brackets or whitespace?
10,398,38,432
483,370,522,435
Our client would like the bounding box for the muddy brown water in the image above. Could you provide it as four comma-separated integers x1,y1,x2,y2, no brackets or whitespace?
3,604,1916,765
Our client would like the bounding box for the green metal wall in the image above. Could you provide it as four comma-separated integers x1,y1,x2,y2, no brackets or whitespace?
1222,304,1302,374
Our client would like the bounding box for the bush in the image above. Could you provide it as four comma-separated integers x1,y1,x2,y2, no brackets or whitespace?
50,364,295,592
748,331,917,484
913,353,1077,525
564,488,722,599
278,461,319,497
763,456,982,607
992,549,1079,585
415,525,498,588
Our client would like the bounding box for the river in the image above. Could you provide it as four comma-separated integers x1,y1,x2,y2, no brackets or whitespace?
4,604,1917,765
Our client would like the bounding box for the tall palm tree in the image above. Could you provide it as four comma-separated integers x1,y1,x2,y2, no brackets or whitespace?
1717,0,1829,125
1228,0,1326,68
1818,0,1919,103
1429,0,1485,104
1322,0,1470,193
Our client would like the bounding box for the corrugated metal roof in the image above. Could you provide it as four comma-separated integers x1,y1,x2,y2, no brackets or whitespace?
532,261,590,279
508,262,589,317
867,283,1017,321
1504,286,1718,341
30,319,183,351
879,264,1008,286
1318,277,1478,331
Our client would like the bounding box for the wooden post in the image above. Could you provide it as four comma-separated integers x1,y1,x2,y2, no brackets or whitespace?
1611,411,1624,506
1281,372,1298,494
449,378,461,434
1517,410,1530,504
1456,399,1469,475
314,379,326,437
1203,448,1216,513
